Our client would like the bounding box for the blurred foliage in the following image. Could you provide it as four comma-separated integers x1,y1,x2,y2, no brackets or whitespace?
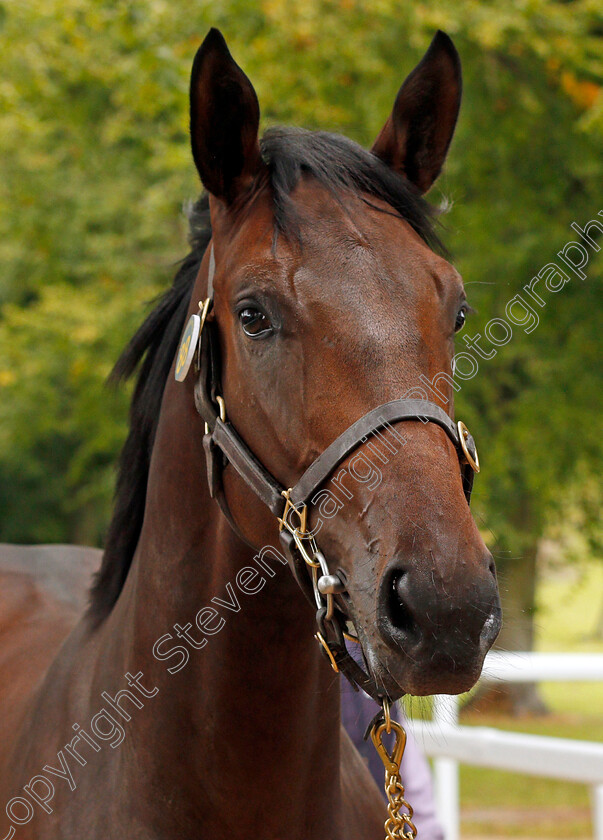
0,0,601,566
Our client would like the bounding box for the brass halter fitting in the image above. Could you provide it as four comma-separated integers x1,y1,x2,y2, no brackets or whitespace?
204,395,226,436
370,700,417,839
278,488,308,536
314,631,340,673
198,296,212,329
457,420,480,473
194,297,213,374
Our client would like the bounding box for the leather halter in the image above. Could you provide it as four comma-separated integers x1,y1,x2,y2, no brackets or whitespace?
180,245,480,702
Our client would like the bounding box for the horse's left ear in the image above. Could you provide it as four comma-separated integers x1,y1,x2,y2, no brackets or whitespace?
371,31,462,194
190,29,263,203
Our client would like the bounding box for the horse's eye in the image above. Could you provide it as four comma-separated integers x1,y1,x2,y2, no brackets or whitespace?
455,306,467,333
239,307,272,338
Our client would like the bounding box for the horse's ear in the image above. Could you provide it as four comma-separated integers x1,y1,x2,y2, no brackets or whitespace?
371,31,462,194
190,29,263,203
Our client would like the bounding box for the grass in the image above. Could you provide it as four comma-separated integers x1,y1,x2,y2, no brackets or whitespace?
408,561,603,838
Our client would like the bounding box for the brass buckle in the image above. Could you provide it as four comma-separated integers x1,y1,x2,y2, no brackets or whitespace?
204,395,226,436
457,420,480,473
278,488,308,536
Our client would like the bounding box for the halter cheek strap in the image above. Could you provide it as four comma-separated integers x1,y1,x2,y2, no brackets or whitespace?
178,245,481,702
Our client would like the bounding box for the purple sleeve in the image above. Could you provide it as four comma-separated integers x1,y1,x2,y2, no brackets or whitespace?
341,684,444,840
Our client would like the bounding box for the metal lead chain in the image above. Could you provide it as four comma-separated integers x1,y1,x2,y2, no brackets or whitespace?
383,773,417,840
369,700,418,840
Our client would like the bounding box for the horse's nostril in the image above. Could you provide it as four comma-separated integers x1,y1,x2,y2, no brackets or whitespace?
388,571,417,638
488,558,497,579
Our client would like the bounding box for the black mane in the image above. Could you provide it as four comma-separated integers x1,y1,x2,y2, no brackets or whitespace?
88,127,443,622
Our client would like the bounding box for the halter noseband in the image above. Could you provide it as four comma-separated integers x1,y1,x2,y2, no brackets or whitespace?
176,245,480,702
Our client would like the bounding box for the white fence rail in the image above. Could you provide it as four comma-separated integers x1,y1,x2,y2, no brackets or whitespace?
408,652,603,840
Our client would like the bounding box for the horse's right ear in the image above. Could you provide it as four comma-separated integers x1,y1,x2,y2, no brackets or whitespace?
190,29,263,204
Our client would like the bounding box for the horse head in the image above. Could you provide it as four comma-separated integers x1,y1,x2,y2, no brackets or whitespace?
183,28,501,698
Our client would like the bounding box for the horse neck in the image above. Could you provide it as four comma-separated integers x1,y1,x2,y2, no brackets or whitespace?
99,372,343,833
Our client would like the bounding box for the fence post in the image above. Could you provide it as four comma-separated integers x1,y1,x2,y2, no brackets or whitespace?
432,695,460,840
594,783,603,840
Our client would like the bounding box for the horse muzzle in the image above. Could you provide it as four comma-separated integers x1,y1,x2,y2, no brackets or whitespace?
370,553,502,696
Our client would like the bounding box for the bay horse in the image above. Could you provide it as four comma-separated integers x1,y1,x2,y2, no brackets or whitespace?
0,29,501,839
